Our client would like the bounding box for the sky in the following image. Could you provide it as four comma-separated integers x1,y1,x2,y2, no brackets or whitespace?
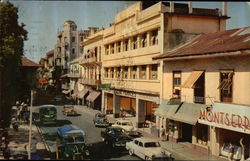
7,1,250,63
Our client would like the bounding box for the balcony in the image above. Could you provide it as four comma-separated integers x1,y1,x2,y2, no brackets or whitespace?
80,78,101,86
80,57,99,65
68,73,81,78
194,96,205,104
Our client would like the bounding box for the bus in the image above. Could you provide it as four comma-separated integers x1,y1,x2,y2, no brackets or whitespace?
39,105,57,124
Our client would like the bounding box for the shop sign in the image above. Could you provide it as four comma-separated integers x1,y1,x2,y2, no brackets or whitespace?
115,90,136,98
198,102,250,134
137,94,159,103
96,84,111,90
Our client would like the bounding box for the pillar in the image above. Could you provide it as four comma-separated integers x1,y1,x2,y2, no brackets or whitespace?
192,125,197,144
136,98,145,128
146,65,150,80
113,94,120,118
101,90,106,113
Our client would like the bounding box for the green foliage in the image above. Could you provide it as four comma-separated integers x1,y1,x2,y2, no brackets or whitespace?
0,2,28,127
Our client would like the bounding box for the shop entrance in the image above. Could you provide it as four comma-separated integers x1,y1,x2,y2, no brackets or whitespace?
181,123,192,143
107,93,113,114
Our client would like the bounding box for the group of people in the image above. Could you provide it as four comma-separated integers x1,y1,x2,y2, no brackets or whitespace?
0,126,10,159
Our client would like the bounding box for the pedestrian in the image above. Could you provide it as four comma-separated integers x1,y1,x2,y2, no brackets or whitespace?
160,125,166,141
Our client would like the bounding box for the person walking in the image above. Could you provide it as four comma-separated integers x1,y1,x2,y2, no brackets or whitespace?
160,125,166,141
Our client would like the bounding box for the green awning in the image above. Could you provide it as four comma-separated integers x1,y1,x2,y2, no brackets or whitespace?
154,100,180,118
171,102,207,125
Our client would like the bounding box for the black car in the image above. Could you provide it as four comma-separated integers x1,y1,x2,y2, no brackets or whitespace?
93,113,110,127
101,126,133,148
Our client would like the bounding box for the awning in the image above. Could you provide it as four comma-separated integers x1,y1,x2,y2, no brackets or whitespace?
62,89,72,95
60,74,68,78
71,93,78,99
171,102,207,125
181,71,204,88
77,89,89,99
86,91,101,102
154,100,181,118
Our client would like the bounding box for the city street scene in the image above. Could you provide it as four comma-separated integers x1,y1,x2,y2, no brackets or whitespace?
0,1,250,160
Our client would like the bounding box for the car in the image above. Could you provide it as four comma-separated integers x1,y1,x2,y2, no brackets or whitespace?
62,105,78,116
39,105,57,124
93,113,110,127
112,119,134,132
126,137,173,161
101,126,133,148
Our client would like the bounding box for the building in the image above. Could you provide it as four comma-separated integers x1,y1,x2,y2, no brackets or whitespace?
153,26,250,160
101,1,228,128
78,27,103,110
54,20,88,95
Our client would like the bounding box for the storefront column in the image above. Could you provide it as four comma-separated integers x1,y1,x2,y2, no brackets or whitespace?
136,98,145,128
192,125,197,144
209,126,220,156
113,94,120,118
101,90,106,114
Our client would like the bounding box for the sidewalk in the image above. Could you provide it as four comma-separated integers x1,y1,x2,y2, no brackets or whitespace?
0,122,51,160
105,113,227,161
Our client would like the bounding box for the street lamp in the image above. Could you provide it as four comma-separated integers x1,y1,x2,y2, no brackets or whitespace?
28,90,33,160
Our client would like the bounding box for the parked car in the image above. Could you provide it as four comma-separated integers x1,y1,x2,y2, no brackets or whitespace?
101,126,132,148
112,119,134,132
39,105,57,124
93,113,110,127
62,105,78,116
126,137,173,160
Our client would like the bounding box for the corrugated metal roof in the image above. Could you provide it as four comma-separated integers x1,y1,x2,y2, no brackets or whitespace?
22,57,41,67
153,26,250,60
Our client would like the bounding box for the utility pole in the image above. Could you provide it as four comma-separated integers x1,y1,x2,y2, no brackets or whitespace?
28,90,33,160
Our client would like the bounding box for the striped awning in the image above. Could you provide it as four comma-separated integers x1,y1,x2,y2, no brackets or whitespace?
86,91,101,102
77,89,89,99
181,71,204,88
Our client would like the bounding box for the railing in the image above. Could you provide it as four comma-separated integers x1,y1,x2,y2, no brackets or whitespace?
194,96,205,104
80,57,98,64
67,73,81,78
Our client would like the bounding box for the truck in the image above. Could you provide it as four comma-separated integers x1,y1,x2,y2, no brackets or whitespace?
56,125,90,160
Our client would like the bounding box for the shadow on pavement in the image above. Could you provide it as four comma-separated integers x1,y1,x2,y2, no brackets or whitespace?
88,141,128,160
35,119,72,127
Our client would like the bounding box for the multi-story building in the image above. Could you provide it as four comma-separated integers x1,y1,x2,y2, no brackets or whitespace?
101,1,228,128
153,26,250,159
77,27,103,110
54,20,88,95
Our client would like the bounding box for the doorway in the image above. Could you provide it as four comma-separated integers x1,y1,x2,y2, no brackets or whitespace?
181,123,192,143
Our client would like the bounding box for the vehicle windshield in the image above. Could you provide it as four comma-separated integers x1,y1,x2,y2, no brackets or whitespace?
75,136,84,142
144,142,160,147
97,114,106,118
113,128,123,134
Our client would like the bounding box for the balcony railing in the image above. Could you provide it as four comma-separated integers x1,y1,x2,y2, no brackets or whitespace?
80,57,98,65
194,96,205,104
80,78,101,86
68,73,81,78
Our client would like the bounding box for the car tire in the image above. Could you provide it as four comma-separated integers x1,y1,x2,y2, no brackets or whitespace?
128,149,134,156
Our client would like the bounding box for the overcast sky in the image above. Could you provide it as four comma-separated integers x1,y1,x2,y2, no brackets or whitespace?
8,1,250,63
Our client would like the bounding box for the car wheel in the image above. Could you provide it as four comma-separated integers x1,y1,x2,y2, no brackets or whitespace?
128,149,134,156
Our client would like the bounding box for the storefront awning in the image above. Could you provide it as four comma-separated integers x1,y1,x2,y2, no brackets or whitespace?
172,102,207,125
181,71,204,88
77,89,89,99
71,93,78,99
86,91,101,102
154,100,181,118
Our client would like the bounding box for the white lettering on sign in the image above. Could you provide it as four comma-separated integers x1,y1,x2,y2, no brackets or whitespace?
115,90,136,98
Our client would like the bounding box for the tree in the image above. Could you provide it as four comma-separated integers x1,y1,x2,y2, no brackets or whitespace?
0,1,28,127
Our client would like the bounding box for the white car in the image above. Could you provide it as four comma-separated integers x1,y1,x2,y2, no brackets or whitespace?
126,137,173,160
112,119,134,132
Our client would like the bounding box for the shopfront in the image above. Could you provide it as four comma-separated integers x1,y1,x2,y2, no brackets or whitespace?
198,102,250,160
107,93,113,114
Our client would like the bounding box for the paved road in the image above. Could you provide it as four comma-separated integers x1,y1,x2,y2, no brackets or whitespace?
35,105,140,160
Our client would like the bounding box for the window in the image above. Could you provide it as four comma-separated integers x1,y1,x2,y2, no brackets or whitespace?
123,67,128,79
117,67,121,79
71,36,75,42
110,68,114,78
151,29,158,45
117,41,121,53
111,44,114,54
105,68,109,78
131,66,137,79
124,39,128,51
105,45,109,55
80,36,83,42
150,64,158,80
141,33,147,48
173,71,181,98
72,48,75,54
140,65,147,80
132,36,138,49
94,47,98,57
218,71,234,103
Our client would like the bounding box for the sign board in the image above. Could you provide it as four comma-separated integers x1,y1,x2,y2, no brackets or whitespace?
198,102,250,134
96,84,111,90
115,90,136,98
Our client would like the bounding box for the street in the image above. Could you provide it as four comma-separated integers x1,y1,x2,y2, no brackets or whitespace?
35,105,140,160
